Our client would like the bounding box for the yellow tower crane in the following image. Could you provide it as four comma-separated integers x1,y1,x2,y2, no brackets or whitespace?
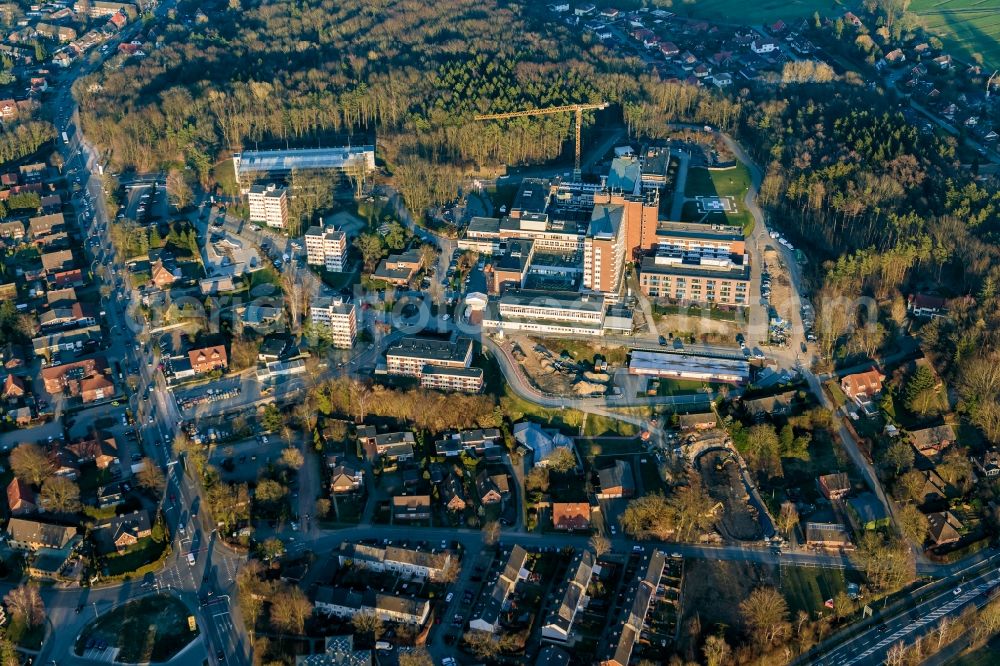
474,102,610,180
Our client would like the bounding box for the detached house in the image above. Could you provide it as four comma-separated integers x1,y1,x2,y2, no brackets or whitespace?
6,478,37,515
927,511,963,547
98,510,151,553
598,460,635,498
441,474,468,512
552,502,591,530
751,39,778,54
329,462,364,494
910,425,957,459
818,472,851,501
188,345,228,374
840,368,884,403
65,435,118,469
475,471,508,504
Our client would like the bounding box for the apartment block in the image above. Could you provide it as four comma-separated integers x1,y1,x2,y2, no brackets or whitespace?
638,244,750,306
601,551,669,666
309,295,356,348
304,224,348,272
75,1,135,17
338,542,453,581
384,336,482,392
247,184,288,229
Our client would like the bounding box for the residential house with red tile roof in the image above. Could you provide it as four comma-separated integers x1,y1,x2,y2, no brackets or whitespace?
552,502,591,530
840,368,885,402
188,345,228,374
6,478,37,515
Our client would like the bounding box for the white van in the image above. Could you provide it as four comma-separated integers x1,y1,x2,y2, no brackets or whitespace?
187,553,196,567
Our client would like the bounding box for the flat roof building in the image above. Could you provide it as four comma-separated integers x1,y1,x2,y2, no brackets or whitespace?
232,146,375,190
248,184,289,229
310,295,357,348
638,244,750,306
305,225,348,272
629,350,750,384
385,336,482,392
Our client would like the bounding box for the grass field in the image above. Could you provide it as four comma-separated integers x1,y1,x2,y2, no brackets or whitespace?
682,164,753,230
501,389,585,431
910,0,1000,69
655,378,715,397
781,566,850,615
670,0,846,23
583,412,639,437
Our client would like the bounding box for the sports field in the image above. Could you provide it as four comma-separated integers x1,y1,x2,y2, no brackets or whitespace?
910,0,1000,69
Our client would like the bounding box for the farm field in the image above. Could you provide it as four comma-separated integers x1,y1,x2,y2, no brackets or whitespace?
669,0,844,23
910,0,1000,69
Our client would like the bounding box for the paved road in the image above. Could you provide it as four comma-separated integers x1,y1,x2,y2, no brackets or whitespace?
813,554,1000,666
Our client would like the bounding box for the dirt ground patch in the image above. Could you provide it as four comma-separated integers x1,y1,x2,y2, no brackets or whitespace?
509,336,581,394
508,336,617,396
653,312,739,340
763,247,795,321
679,559,777,650
698,450,763,541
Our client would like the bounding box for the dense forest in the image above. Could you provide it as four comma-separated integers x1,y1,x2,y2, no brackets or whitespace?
76,0,643,179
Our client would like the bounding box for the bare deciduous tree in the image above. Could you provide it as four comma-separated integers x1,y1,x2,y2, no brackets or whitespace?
4,585,44,627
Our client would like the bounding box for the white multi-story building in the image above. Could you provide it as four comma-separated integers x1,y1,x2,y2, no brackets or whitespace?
338,542,453,581
309,295,356,348
384,336,483,392
304,225,348,272
247,184,288,229
314,587,430,626
483,288,611,336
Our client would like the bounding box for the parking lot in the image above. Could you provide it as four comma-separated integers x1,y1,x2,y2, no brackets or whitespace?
122,183,168,225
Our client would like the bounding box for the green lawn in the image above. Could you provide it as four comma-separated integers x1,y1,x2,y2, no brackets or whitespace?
501,390,586,432
75,595,198,663
911,0,1000,69
781,566,848,616
656,378,714,397
638,456,667,494
582,413,638,437
103,537,168,577
682,164,753,231
577,438,643,458
7,618,44,650
669,0,845,22
684,167,718,199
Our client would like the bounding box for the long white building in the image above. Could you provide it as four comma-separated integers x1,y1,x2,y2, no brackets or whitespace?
628,349,750,384
232,146,375,191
